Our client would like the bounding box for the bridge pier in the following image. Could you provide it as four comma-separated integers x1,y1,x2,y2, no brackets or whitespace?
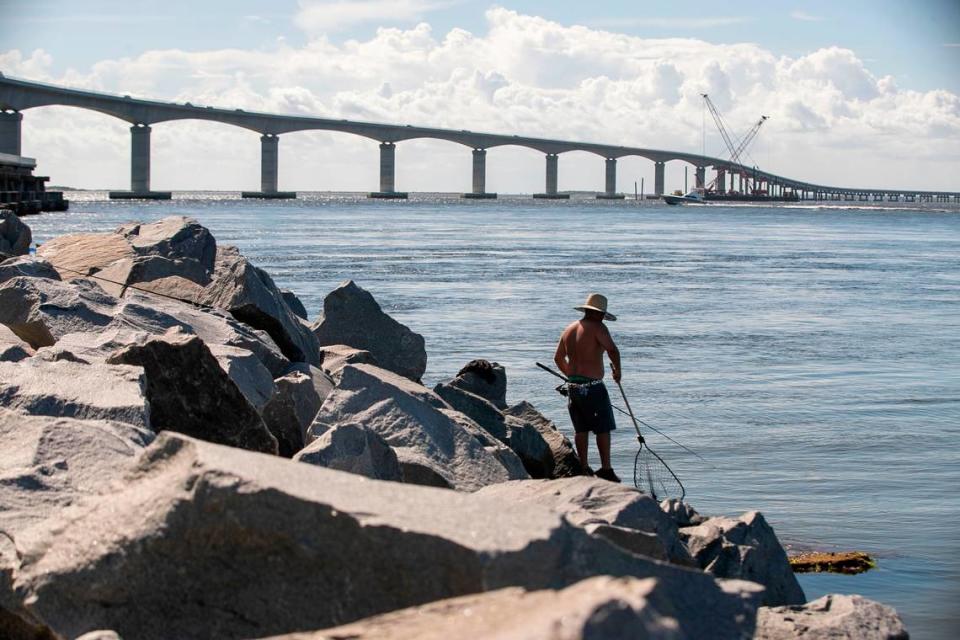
596,157,624,199
534,153,568,199
109,124,171,200
369,142,407,199
695,165,706,190
0,110,22,156
463,148,496,199
715,169,726,193
242,134,296,199
654,161,665,196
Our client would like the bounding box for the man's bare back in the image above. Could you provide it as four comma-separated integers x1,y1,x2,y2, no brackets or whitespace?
554,316,621,382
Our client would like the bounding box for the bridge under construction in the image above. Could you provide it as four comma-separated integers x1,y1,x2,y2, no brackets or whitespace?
1,74,957,203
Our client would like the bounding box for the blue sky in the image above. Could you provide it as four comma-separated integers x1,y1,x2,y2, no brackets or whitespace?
0,1,958,191
3,0,959,92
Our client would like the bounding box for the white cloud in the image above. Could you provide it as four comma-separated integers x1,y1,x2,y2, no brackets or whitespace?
790,11,824,22
590,16,750,29
294,0,453,34
2,7,958,192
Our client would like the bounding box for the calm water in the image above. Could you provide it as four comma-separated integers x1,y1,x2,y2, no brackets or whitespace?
27,192,960,638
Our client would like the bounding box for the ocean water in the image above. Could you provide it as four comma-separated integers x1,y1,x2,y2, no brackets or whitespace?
26,192,960,638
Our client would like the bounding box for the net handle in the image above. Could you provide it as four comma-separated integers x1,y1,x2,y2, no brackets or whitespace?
616,381,645,445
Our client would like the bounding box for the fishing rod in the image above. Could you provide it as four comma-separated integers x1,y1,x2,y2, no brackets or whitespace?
535,362,708,463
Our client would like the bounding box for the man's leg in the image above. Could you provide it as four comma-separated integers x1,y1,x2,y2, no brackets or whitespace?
596,432,612,470
575,432,590,468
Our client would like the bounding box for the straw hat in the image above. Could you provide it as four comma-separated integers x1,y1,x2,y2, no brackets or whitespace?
574,293,616,321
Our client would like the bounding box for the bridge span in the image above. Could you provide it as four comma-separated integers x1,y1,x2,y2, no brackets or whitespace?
1,74,957,203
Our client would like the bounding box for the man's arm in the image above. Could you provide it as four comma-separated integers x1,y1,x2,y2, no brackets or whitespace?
554,330,570,376
597,324,621,382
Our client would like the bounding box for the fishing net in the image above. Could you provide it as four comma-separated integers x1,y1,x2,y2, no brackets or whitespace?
633,444,685,501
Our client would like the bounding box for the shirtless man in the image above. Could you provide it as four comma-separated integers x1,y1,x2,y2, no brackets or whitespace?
554,293,622,483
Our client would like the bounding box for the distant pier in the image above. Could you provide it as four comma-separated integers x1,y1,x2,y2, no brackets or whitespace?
0,152,68,215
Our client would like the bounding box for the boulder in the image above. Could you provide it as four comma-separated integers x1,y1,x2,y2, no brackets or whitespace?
0,408,154,537
264,575,762,640
36,231,136,280
318,344,377,380
7,432,762,640
443,407,530,482
107,330,278,454
93,255,210,298
504,401,584,478
280,289,308,320
434,381,555,479
661,498,707,527
0,359,147,428
0,325,33,362
476,476,695,567
294,422,403,481
448,359,508,409
117,216,217,270
311,281,426,381
680,511,806,607
306,364,521,491
207,344,276,412
0,276,115,348
0,256,61,285
262,363,334,457
0,211,31,256
200,246,321,366
755,594,908,640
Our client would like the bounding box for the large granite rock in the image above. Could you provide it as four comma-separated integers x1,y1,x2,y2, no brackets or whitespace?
264,575,763,640
680,511,806,607
434,381,556,479
280,289,308,320
93,255,210,298
294,422,403,481
756,594,909,640
477,476,695,567
0,359,147,427
0,275,289,376
504,400,584,478
0,211,31,256
0,276,115,348
7,432,762,640
318,344,377,380
0,256,60,285
107,330,278,454
0,325,33,362
207,344,276,411
307,364,522,491
0,408,154,537
311,281,426,381
262,363,334,457
661,498,707,527
200,246,321,366
37,216,217,281
447,359,508,409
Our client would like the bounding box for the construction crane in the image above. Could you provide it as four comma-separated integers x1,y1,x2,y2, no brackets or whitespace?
701,94,768,194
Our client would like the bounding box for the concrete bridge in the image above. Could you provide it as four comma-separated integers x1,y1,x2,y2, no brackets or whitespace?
1,73,958,203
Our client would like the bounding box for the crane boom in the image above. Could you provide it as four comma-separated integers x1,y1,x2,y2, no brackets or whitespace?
701,94,739,159
701,94,769,194
729,116,768,165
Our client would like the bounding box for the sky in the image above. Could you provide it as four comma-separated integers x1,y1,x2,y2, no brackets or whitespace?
1,0,958,193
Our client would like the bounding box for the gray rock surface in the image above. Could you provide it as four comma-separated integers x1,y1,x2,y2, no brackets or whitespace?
0,255,61,284
262,363,334,457
200,246,321,366
0,324,33,362
8,432,762,640
208,344,276,411
661,498,707,527
311,281,426,381
93,255,210,298
680,511,806,607
295,422,402,481
318,343,377,380
477,476,695,567
0,359,147,427
433,381,508,441
36,231,136,280
280,288,308,320
504,400,584,478
263,575,760,640
107,330,278,454
0,276,115,348
755,594,909,640
308,364,521,491
0,408,154,537
117,216,217,269
0,211,31,256
447,359,508,409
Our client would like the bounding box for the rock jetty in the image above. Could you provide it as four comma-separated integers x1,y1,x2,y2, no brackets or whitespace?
0,213,909,639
